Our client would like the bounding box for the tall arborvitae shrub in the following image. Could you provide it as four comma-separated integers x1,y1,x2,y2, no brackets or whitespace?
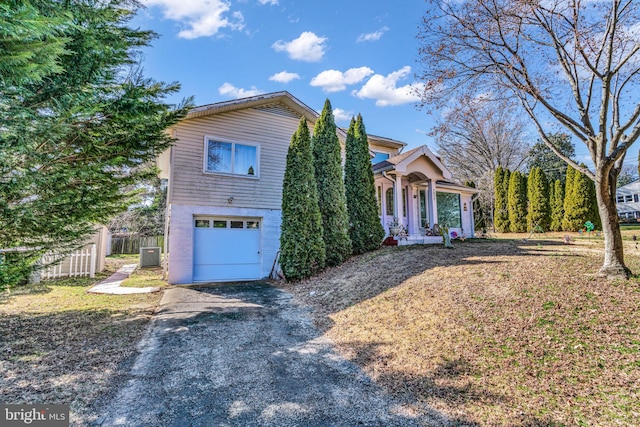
344,114,385,254
563,165,601,231
494,167,510,232
562,165,577,231
312,99,352,266
280,118,326,281
550,179,565,232
526,167,550,231
508,171,528,232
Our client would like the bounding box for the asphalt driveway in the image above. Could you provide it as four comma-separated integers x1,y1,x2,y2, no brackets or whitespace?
95,283,448,426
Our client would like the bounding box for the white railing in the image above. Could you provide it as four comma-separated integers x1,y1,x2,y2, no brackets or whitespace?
41,244,97,280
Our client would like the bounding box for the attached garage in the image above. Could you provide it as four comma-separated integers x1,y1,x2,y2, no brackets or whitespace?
192,216,262,282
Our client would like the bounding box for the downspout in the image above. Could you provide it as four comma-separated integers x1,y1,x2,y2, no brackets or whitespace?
381,170,396,223
162,131,175,280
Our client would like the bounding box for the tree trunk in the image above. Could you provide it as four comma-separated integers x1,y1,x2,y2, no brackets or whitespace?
595,172,631,279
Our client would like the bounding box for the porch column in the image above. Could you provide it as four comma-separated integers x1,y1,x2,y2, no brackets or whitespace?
429,179,438,226
394,174,404,222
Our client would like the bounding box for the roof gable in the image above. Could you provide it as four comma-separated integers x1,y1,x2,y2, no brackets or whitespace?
376,146,452,180
186,91,319,123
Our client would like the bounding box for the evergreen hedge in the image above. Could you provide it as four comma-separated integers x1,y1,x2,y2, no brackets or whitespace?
550,179,565,232
280,118,326,281
344,115,385,254
312,99,352,266
508,171,528,232
526,167,550,231
494,167,510,232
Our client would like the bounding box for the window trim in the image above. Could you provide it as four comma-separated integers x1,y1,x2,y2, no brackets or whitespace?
203,136,260,179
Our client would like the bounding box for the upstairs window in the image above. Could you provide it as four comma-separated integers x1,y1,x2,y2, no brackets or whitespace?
205,138,258,177
371,152,390,165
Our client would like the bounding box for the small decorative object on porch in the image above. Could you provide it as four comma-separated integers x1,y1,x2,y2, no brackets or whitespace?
388,217,402,236
563,235,573,244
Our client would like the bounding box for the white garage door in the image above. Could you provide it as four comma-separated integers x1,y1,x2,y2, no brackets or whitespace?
193,217,262,282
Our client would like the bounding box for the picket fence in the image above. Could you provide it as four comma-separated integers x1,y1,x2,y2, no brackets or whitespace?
41,244,97,280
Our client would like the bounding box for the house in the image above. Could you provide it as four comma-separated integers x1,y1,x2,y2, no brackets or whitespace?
158,92,477,284
616,180,640,221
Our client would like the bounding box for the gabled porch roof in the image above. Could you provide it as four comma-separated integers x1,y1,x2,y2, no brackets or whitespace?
372,145,453,181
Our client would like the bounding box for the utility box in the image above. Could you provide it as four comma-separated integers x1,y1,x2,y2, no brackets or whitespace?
140,247,161,268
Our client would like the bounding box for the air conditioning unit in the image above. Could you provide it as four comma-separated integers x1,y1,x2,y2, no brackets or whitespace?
140,247,161,268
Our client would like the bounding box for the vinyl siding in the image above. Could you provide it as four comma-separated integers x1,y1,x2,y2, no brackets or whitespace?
369,142,399,157
169,108,302,210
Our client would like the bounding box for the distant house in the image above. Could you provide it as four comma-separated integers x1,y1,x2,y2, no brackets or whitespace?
157,92,477,284
616,180,640,221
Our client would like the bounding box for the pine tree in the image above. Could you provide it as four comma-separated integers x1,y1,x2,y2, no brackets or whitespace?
550,179,565,232
312,99,352,266
493,167,511,232
508,171,528,232
280,118,326,281
526,167,550,231
0,0,190,289
344,114,385,254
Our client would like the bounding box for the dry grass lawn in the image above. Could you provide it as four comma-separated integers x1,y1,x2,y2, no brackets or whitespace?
0,255,164,426
282,233,640,426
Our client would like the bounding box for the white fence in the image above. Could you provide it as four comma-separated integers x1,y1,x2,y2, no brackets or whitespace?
41,244,97,280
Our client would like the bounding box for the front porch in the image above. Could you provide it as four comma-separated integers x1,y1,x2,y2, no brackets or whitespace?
372,145,478,244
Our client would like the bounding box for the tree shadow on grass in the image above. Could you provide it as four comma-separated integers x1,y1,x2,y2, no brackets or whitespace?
284,238,589,328
339,340,566,426
0,308,152,426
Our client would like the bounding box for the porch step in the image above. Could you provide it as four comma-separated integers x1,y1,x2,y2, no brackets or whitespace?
396,235,443,246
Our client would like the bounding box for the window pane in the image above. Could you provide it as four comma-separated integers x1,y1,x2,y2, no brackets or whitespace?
213,220,227,228
235,144,257,176
207,141,232,173
402,188,407,217
436,192,461,228
371,152,390,164
385,188,394,216
377,186,382,215
195,219,210,228
246,221,260,229
230,221,244,229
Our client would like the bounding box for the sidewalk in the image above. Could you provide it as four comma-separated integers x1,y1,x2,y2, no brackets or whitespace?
87,264,161,295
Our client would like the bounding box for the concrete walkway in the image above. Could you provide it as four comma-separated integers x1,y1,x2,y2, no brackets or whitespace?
95,283,449,426
87,264,161,294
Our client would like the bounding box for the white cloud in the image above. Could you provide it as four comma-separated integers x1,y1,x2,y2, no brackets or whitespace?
272,32,327,62
310,67,374,92
333,108,353,123
269,71,301,83
218,82,263,98
356,26,389,43
142,0,244,39
258,0,278,4
353,66,424,106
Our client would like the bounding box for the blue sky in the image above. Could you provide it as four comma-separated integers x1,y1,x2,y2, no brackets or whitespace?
133,0,435,151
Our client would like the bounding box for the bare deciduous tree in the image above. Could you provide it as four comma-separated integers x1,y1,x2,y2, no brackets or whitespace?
433,96,530,182
432,97,530,231
418,0,640,278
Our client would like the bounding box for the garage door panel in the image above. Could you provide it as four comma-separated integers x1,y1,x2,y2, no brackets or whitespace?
193,263,261,282
193,217,262,282
194,229,260,264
